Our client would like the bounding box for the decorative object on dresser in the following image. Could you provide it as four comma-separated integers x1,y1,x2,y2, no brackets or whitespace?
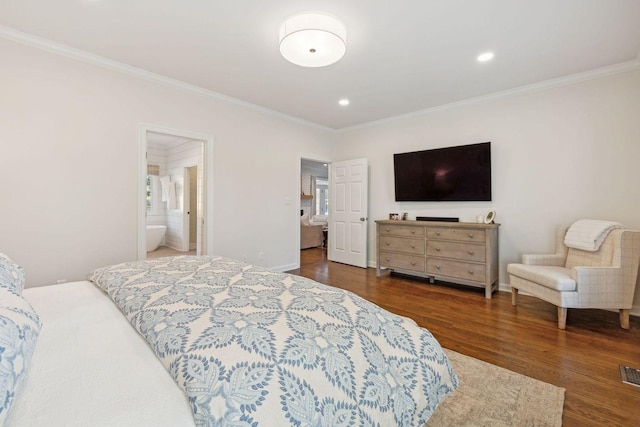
507,221,640,329
376,220,500,298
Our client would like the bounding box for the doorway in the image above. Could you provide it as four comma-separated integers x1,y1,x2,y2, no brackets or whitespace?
299,158,330,263
138,124,215,260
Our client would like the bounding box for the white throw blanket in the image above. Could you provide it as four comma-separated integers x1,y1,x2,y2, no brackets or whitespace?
564,219,623,251
159,176,177,209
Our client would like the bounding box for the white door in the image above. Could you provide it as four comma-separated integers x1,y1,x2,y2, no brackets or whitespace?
328,158,369,268
182,167,191,252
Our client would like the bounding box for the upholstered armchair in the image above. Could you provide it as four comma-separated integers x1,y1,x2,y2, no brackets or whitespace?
508,226,640,329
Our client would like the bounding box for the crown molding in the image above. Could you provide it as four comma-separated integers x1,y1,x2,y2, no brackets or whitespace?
2,24,638,134
340,59,640,133
0,25,335,134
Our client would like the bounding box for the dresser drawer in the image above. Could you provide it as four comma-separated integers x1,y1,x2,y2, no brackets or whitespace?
379,236,425,255
379,225,425,237
426,241,485,262
379,251,426,273
427,227,485,243
426,259,485,283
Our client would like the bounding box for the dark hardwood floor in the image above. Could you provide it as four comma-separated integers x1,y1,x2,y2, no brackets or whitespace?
291,248,640,427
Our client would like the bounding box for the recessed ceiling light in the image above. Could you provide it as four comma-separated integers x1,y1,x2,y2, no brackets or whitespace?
338,99,350,106
477,52,494,62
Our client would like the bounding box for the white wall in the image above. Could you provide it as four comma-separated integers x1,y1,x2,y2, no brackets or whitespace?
0,38,334,287
334,69,640,308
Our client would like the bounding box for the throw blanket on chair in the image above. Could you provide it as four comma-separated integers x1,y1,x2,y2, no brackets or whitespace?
564,219,623,251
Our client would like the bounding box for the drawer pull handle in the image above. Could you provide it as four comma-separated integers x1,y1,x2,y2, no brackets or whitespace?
436,232,441,236
468,251,474,255
410,262,416,266
385,228,390,232
386,242,390,246
411,230,416,234
468,233,474,238
435,247,441,252
435,265,441,270
410,244,415,249
385,257,390,261
468,270,474,275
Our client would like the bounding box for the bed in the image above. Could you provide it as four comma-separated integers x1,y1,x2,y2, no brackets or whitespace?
1,254,458,426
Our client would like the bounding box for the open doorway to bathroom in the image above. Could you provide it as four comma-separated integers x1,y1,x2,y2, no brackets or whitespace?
138,124,215,260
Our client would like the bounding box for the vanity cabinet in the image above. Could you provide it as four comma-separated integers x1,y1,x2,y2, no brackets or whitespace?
376,220,500,298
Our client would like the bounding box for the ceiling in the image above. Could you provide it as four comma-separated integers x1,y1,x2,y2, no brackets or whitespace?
1,1,639,130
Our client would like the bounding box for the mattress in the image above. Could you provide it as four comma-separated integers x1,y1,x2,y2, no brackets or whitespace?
6,281,195,427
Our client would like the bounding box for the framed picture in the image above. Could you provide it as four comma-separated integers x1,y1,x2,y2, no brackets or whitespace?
484,210,496,224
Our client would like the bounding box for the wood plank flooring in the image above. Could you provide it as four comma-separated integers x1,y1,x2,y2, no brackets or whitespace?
291,248,640,426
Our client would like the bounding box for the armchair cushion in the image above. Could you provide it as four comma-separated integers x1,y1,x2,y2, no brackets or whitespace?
507,264,576,292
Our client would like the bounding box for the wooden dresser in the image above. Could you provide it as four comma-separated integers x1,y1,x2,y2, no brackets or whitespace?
376,220,500,298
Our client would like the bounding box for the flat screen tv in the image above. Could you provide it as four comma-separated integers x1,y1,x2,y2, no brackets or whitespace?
394,142,491,201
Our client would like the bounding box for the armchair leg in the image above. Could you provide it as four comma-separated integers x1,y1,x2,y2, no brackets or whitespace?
620,309,630,329
511,288,518,306
557,307,567,329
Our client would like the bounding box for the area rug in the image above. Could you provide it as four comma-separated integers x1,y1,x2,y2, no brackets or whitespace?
427,350,565,426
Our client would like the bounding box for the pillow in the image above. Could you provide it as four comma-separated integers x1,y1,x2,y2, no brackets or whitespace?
0,254,25,294
311,215,327,224
300,214,310,226
0,288,42,425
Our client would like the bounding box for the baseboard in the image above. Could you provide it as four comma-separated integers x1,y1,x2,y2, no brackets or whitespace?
271,262,299,273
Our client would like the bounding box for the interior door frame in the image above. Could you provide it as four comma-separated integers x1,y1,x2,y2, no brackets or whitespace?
137,123,215,260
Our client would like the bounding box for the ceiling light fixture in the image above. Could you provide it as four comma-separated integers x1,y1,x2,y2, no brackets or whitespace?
279,12,346,67
477,52,495,62
338,99,350,106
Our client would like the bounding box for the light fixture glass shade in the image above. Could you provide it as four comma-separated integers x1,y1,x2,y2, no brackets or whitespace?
279,12,346,67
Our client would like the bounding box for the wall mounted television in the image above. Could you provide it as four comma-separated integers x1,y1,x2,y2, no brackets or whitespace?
394,142,492,202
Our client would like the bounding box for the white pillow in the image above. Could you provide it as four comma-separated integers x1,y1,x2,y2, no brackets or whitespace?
311,215,327,224
300,214,310,226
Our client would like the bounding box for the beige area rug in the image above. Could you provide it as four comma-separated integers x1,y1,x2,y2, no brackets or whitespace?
427,350,565,427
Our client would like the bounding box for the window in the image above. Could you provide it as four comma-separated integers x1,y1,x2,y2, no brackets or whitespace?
315,178,329,215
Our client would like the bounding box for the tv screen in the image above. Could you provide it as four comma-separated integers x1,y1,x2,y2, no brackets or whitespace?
394,142,492,201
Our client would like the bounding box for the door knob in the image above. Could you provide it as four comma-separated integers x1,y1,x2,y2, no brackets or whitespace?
360,217,367,221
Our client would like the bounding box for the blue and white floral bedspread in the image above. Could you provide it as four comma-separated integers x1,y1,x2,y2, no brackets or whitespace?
89,256,457,426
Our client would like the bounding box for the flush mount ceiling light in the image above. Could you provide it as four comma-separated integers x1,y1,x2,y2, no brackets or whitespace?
279,12,346,67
